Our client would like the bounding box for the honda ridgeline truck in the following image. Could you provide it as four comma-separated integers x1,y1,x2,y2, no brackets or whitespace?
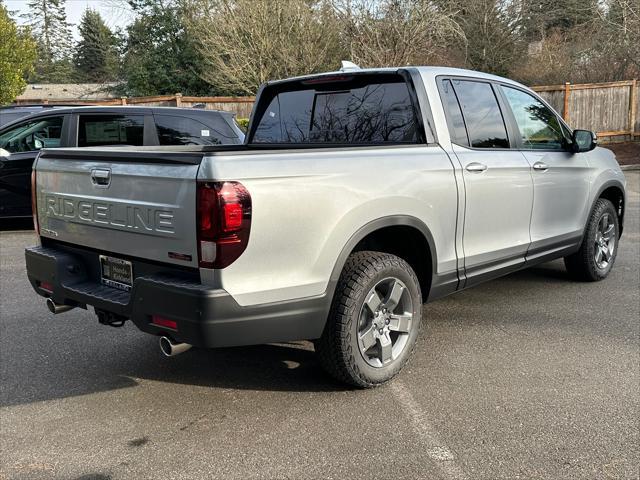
25,66,626,387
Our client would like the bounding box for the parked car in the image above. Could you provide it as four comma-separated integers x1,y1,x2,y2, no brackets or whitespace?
25,66,625,387
0,104,86,127
0,106,244,218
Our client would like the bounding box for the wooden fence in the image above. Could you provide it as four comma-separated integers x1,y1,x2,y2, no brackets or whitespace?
14,94,256,119
532,80,638,142
15,79,639,143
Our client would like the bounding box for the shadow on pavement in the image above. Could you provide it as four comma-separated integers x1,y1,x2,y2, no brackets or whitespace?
134,341,345,393
505,262,573,282
0,337,347,408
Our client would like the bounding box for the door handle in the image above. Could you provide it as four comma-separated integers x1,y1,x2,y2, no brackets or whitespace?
465,162,487,172
532,162,549,171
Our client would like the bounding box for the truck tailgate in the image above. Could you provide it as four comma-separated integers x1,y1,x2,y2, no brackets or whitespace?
34,149,201,268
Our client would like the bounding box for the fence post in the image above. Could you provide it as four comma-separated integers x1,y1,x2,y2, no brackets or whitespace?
120,97,127,105
175,93,182,107
630,79,637,137
563,82,571,122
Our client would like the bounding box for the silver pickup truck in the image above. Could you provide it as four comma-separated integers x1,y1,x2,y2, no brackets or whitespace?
25,66,626,387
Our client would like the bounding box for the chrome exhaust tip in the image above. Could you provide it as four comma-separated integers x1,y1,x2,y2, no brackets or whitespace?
159,336,192,357
46,298,75,314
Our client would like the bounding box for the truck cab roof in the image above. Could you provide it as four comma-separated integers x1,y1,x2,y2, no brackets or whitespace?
266,65,530,92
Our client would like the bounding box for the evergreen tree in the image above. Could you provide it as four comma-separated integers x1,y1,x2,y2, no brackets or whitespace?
119,0,210,96
74,9,118,82
22,0,73,82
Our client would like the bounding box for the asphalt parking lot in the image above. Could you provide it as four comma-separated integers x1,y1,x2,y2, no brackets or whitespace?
1,172,638,480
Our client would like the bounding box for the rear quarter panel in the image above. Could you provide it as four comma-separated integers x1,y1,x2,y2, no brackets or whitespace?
198,145,458,306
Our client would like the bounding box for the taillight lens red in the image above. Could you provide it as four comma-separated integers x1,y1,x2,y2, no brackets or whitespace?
31,169,39,235
301,75,352,85
197,181,251,269
222,203,243,231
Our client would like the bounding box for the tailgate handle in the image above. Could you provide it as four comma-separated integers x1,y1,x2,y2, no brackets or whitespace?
91,168,111,187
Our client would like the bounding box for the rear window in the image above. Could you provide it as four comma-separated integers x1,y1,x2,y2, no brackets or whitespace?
78,115,144,147
251,74,421,144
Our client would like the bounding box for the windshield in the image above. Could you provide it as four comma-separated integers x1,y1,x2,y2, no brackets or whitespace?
0,111,32,127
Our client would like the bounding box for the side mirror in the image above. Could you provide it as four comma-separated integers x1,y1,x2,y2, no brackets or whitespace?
0,148,10,158
571,129,597,153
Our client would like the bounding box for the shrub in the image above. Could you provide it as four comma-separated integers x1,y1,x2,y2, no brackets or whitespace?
236,117,249,132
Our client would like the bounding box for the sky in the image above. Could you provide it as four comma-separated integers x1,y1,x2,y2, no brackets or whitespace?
5,0,134,39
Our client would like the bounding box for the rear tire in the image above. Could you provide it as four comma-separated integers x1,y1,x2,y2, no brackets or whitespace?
564,198,619,281
315,251,422,388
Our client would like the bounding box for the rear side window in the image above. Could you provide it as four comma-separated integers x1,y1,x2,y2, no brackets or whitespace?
155,115,223,146
0,116,64,153
450,80,509,149
78,115,144,147
252,74,421,144
439,79,469,146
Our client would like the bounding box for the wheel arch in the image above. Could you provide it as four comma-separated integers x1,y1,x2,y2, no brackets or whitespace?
327,216,437,303
593,180,626,237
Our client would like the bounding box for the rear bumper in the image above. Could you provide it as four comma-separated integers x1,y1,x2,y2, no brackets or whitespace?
25,245,328,348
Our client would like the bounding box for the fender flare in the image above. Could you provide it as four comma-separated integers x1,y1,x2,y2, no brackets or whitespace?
588,179,626,237
324,215,437,302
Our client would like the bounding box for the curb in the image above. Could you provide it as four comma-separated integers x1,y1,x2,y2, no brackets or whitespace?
620,165,640,171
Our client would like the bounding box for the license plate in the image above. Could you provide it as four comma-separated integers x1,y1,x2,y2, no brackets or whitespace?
99,255,133,291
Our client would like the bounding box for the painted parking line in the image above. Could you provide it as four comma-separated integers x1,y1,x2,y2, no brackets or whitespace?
392,381,466,480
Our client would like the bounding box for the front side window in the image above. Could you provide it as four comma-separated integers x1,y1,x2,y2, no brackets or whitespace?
450,80,509,149
501,86,566,150
0,116,64,153
252,74,420,144
78,115,144,147
155,115,223,146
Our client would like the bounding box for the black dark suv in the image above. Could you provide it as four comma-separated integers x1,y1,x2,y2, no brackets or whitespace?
0,106,244,218
0,104,87,128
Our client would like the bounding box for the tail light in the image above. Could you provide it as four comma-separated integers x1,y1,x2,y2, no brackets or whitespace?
301,75,352,85
197,181,251,269
31,169,39,235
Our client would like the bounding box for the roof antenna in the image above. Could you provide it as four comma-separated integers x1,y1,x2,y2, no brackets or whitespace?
340,61,361,72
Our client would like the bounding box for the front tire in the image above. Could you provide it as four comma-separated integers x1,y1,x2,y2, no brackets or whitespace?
315,251,422,388
564,198,619,281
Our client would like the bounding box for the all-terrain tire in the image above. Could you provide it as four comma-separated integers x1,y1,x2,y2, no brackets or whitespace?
564,198,619,281
315,251,422,388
